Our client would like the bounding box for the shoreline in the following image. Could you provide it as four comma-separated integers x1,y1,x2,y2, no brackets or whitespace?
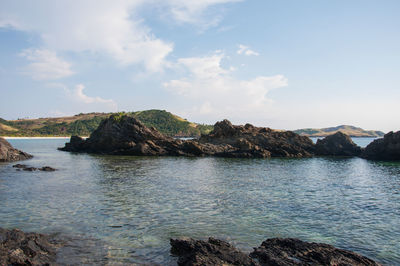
1,136,73,139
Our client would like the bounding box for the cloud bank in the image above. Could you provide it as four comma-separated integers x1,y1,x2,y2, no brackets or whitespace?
19,49,74,80
164,52,287,121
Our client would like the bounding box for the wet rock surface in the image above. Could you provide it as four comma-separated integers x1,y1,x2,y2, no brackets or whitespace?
0,228,57,266
59,115,316,158
315,131,362,156
362,130,400,161
12,164,57,172
0,137,33,162
250,238,380,266
171,237,380,266
170,237,258,266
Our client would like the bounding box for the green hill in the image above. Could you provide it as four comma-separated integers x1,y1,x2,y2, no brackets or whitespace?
294,125,384,137
0,110,213,137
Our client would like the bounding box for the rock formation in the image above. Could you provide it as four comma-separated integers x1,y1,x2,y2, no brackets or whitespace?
0,137,32,162
0,228,57,266
314,131,362,156
362,131,400,161
170,237,258,266
199,120,315,158
170,237,380,266
59,115,316,158
250,238,379,266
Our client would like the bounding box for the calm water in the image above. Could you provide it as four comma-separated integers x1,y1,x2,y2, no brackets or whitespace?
0,138,399,265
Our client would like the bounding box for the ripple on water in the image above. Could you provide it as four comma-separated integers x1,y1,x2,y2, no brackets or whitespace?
0,139,400,265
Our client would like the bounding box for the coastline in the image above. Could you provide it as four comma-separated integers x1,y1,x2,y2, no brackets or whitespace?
1,136,73,139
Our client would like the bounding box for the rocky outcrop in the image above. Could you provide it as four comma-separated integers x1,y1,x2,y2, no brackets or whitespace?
170,237,380,266
199,120,315,158
250,238,379,266
314,131,362,156
170,237,258,266
60,115,316,159
0,137,33,162
59,115,231,157
0,228,57,266
362,131,400,161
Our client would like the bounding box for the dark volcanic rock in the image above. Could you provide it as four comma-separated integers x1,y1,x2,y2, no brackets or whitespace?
315,131,362,156
171,237,380,266
39,166,57,172
0,137,33,162
12,164,57,172
170,237,258,266
0,228,57,266
61,115,363,159
59,115,276,158
199,120,315,158
362,131,400,161
59,114,229,157
250,238,380,266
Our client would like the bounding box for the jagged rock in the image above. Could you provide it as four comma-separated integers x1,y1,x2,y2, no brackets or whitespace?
0,228,57,266
0,137,33,162
62,115,374,159
58,115,266,158
362,131,400,161
199,119,315,158
170,237,258,266
314,131,362,156
250,238,380,266
170,237,380,266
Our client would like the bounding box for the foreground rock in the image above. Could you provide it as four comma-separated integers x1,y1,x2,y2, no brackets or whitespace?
0,137,33,162
59,115,316,158
362,131,400,161
171,237,380,266
315,131,362,156
250,238,379,266
170,237,258,266
0,228,57,266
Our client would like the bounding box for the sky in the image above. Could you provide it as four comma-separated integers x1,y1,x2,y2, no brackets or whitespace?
0,0,399,132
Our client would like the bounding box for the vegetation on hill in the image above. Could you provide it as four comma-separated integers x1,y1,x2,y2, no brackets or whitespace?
294,125,384,137
0,110,213,137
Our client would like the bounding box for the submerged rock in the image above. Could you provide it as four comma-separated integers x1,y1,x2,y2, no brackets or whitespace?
0,228,57,266
0,137,33,162
12,164,57,172
170,237,380,266
170,237,258,266
250,238,380,265
315,131,362,156
362,131,400,161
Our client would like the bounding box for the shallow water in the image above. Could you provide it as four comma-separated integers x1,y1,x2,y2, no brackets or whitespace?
0,139,399,265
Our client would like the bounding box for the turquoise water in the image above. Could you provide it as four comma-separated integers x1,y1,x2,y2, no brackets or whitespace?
0,139,399,265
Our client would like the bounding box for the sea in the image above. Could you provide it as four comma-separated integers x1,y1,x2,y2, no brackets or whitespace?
0,137,399,265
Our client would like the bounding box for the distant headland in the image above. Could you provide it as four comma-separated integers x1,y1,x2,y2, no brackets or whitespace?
0,109,384,138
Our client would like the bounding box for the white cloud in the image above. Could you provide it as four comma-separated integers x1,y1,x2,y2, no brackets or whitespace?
19,49,74,80
164,53,287,121
237,44,259,56
70,84,117,109
165,0,242,29
0,0,240,72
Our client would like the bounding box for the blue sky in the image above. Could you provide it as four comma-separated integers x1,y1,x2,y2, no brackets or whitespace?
0,0,399,132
